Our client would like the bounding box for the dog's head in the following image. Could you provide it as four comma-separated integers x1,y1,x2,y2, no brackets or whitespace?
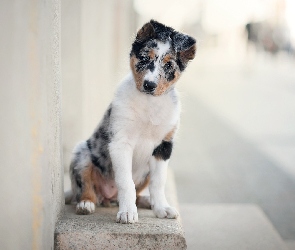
130,20,196,96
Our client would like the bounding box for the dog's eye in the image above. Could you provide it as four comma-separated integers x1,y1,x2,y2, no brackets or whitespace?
142,55,150,62
135,55,152,72
139,53,150,62
164,61,174,72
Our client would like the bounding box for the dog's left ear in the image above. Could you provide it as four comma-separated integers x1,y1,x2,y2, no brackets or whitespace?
172,32,196,71
136,22,155,42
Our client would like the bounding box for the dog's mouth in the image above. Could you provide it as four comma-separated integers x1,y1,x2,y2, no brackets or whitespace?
142,90,155,95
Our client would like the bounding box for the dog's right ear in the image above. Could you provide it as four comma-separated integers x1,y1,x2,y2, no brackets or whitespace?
136,22,155,42
172,32,196,71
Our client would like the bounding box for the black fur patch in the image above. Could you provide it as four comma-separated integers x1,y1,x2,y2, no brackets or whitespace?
163,61,176,81
72,168,82,188
98,127,109,142
171,32,196,52
176,57,185,72
76,176,82,188
86,139,92,150
91,154,106,173
150,20,174,42
94,132,100,139
135,57,151,72
131,41,145,58
152,140,173,161
107,106,112,117
76,193,81,202
166,70,175,81
150,41,157,48
147,61,155,72
100,151,107,159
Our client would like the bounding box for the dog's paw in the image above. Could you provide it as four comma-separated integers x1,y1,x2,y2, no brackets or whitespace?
76,200,95,215
153,206,179,219
116,209,138,224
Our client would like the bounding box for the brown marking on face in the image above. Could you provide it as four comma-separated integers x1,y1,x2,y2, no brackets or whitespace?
164,126,177,141
163,54,172,64
135,174,150,197
80,165,98,204
148,49,156,60
154,70,181,96
130,55,145,91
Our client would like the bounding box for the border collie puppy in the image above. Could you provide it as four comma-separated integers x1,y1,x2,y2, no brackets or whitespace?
66,20,196,224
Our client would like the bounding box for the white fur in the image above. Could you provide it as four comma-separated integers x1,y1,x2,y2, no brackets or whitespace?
157,41,171,56
110,72,180,223
143,41,170,85
76,200,95,214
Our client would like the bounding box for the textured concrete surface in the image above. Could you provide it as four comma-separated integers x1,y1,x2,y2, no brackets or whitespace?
58,171,186,250
0,1,62,250
180,204,287,250
55,206,186,250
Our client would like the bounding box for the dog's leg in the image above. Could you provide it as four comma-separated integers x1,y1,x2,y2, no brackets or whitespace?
69,141,96,214
109,142,138,224
149,141,179,219
75,165,97,214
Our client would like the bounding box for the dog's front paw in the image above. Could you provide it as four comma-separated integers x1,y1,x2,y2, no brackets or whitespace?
153,206,179,219
76,200,95,215
116,207,138,224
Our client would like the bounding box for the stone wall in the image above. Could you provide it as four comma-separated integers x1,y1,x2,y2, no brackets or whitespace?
0,1,63,249
0,1,137,248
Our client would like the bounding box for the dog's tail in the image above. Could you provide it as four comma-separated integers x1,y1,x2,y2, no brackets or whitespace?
65,189,74,204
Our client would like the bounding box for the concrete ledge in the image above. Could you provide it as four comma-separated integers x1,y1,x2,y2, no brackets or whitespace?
55,171,186,250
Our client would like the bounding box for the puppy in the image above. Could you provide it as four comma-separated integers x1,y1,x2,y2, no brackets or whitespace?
66,20,196,224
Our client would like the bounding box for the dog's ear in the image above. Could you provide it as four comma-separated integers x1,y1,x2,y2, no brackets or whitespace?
136,22,155,42
172,32,196,71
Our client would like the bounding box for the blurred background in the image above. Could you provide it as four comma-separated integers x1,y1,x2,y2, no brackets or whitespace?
62,0,295,249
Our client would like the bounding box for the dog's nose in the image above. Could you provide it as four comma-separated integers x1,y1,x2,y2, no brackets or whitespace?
143,80,156,92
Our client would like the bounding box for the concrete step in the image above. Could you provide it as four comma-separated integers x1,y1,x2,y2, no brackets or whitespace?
55,171,186,250
180,203,288,250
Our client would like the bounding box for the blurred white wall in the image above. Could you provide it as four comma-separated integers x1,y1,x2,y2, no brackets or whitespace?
61,0,136,172
0,1,63,249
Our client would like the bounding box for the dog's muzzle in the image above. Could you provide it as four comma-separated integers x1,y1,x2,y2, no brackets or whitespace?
143,80,156,93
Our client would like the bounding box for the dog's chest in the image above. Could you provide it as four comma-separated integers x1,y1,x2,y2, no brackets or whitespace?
112,83,180,183
133,94,177,140
130,95,178,177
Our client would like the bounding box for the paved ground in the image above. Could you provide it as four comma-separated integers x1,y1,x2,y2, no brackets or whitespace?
171,48,295,241
180,204,288,250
